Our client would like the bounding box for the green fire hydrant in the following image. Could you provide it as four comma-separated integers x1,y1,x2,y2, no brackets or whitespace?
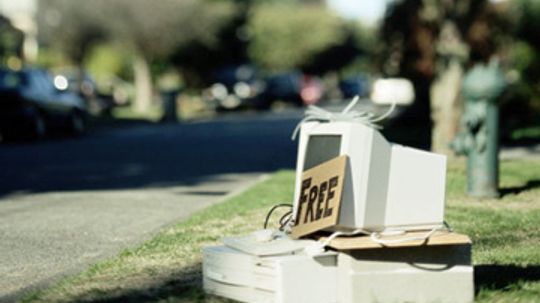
451,60,506,198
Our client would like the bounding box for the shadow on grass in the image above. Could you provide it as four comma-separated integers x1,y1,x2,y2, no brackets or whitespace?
500,180,540,197
51,263,540,302
70,265,206,303
475,264,540,294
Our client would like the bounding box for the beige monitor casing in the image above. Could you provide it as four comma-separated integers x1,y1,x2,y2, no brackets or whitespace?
293,121,447,232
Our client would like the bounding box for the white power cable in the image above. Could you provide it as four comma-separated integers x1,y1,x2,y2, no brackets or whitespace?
306,225,449,256
291,96,396,140
369,227,440,245
320,228,371,247
304,228,370,256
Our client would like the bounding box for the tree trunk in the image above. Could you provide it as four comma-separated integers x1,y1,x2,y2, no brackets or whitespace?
133,54,153,113
430,58,463,156
430,20,468,156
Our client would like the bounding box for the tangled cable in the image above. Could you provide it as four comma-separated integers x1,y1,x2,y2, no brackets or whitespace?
291,96,396,141
263,204,293,231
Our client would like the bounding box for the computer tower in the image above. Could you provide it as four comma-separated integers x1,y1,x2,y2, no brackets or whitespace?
203,246,338,303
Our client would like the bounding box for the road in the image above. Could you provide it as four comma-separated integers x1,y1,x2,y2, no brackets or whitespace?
0,110,301,302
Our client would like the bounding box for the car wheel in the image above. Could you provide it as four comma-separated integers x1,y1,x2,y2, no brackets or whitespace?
69,111,86,136
255,100,271,111
30,111,46,140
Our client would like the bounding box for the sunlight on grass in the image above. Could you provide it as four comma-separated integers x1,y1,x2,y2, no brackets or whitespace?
511,125,540,141
111,105,163,122
23,160,540,302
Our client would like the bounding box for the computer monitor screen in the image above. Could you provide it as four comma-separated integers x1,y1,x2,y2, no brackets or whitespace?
303,135,341,171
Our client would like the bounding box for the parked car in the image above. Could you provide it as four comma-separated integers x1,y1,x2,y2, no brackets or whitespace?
204,67,325,111
203,65,266,111
260,72,325,108
260,72,303,108
339,74,370,99
0,67,87,140
52,68,118,115
299,75,324,106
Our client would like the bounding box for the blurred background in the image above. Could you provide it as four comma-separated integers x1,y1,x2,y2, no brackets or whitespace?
0,0,538,150
1,2,540,300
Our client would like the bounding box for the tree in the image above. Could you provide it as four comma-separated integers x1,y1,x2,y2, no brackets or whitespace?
504,0,540,131
104,0,236,112
380,0,501,154
38,0,112,113
38,0,236,113
0,15,24,66
38,0,107,78
247,2,349,73
170,1,251,87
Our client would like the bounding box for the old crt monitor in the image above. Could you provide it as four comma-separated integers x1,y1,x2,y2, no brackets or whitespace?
292,121,447,232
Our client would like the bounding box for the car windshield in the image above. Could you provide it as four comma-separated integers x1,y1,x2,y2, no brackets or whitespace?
0,70,26,90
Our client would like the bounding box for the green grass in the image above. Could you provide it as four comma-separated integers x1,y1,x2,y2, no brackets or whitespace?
22,159,540,303
511,125,540,141
111,105,164,122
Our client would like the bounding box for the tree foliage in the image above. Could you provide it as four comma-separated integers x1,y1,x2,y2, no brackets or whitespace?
379,0,500,79
102,0,236,111
38,0,238,112
502,0,540,128
514,0,540,51
39,0,236,64
170,2,250,87
378,0,510,151
38,0,107,64
247,3,348,72
0,15,23,64
511,0,540,85
103,0,235,61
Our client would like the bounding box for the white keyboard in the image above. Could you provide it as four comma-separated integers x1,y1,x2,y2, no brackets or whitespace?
223,230,315,256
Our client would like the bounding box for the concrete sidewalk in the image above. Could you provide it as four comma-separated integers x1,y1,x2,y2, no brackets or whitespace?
0,173,267,302
500,143,540,160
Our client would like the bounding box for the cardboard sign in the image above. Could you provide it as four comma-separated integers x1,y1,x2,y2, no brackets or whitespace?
291,155,347,239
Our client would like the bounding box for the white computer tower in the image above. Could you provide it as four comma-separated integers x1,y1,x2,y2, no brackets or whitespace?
337,244,474,303
203,246,338,303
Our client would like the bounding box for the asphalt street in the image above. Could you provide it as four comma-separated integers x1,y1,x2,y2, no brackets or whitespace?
0,110,301,302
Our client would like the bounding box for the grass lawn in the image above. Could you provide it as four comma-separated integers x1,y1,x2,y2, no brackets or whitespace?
110,105,164,122
23,158,540,303
511,125,540,142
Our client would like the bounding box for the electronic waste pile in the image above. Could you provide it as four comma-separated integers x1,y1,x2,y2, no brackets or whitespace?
203,97,474,303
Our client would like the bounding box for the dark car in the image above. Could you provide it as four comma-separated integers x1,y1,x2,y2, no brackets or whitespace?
203,65,266,111
339,74,370,99
53,68,124,115
0,68,87,140
261,72,302,108
260,72,324,108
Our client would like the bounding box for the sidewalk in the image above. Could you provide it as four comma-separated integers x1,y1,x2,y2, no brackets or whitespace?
0,173,267,303
500,143,540,160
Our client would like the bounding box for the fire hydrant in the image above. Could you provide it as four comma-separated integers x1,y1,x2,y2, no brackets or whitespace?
451,60,506,198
